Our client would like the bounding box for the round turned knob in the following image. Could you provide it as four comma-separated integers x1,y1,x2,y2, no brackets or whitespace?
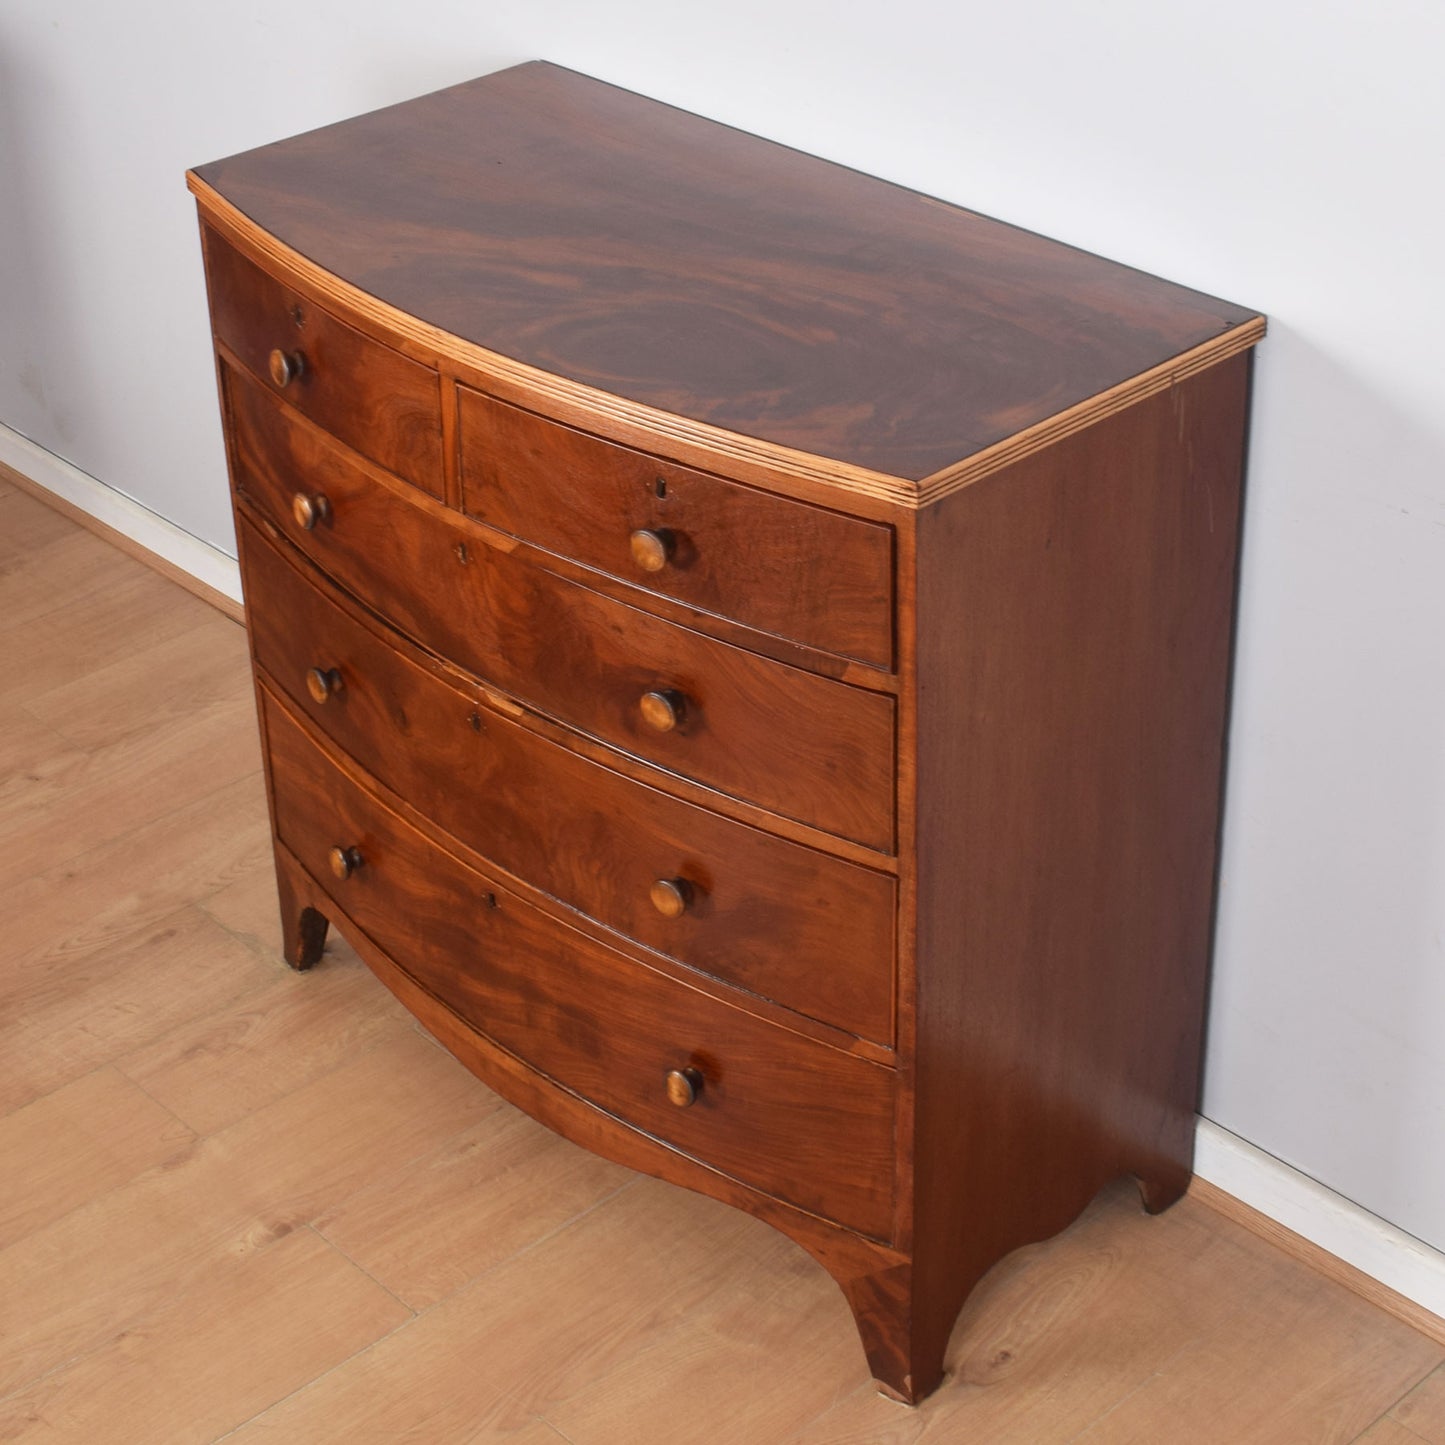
649,877,692,918
638,689,686,733
328,845,363,880
305,667,343,704
268,348,303,388
664,1066,703,1108
629,528,673,573
291,492,330,531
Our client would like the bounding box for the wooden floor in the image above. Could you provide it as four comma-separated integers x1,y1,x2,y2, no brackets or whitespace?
2,478,1444,1444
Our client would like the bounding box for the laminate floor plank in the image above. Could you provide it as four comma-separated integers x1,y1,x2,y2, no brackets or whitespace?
1394,1364,1445,1441
0,673,261,882
220,1181,778,1444
0,528,166,640
315,1103,634,1310
0,484,76,566
545,1214,864,1445
0,770,271,992
0,702,72,782
0,1225,410,1445
1065,1241,1442,1445
469,1421,578,1445
1358,1418,1437,1444
0,1066,194,1252
115,943,414,1136
0,1025,492,1399
0,904,279,1117
0,559,228,714
197,851,292,959
20,606,251,751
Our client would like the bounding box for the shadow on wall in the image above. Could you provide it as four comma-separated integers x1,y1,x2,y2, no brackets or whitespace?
0,40,80,451
1209,318,1445,1250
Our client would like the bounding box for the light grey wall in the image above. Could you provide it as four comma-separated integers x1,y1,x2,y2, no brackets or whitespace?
4,2,1444,1248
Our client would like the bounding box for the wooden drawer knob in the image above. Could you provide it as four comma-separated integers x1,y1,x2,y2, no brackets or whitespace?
305,667,344,704
268,348,304,388
639,689,686,732
328,845,363,880
649,877,692,918
291,492,330,531
629,528,673,573
664,1066,703,1108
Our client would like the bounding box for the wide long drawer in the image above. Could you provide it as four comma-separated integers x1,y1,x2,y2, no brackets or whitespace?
262,690,897,1240
227,358,896,852
242,517,896,1043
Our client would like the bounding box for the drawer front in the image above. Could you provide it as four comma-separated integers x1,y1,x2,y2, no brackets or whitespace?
263,691,897,1240
227,360,896,852
241,518,895,1043
457,388,894,668
204,228,444,496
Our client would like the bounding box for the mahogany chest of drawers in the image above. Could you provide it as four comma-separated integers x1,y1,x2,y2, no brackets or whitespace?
189,62,1263,1404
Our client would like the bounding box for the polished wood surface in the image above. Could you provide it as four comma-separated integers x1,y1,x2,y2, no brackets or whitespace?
190,69,1270,1408
240,516,895,1042
225,361,897,850
193,62,1259,483
892,351,1255,1399
4,493,1442,1441
458,387,894,666
262,690,897,1239
203,228,444,496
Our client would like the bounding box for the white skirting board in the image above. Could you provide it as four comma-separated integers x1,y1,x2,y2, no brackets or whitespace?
0,424,242,606
5,426,1443,1332
1195,1117,1445,1321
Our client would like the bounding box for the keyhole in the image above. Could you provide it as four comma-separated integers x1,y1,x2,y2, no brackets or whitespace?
654,477,667,499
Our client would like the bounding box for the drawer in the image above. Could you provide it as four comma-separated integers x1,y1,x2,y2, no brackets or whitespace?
241,517,895,1042
204,227,444,496
263,691,897,1240
227,359,896,852
457,388,894,668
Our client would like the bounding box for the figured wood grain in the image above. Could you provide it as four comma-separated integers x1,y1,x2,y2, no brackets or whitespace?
226,361,896,850
457,387,894,667
186,65,1279,1410
241,517,895,1043
190,62,1260,485
262,690,897,1239
202,228,444,496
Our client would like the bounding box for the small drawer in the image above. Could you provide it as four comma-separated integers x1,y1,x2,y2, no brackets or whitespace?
203,227,444,496
263,691,897,1240
227,359,896,852
458,388,894,668
241,517,896,1043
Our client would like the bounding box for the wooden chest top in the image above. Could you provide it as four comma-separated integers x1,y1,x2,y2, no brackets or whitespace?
191,61,1260,486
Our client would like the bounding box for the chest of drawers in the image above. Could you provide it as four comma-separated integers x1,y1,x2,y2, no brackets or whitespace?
189,62,1262,1404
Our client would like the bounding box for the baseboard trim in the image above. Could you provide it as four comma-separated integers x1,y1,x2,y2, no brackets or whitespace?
0,425,243,623
1193,1118,1445,1345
